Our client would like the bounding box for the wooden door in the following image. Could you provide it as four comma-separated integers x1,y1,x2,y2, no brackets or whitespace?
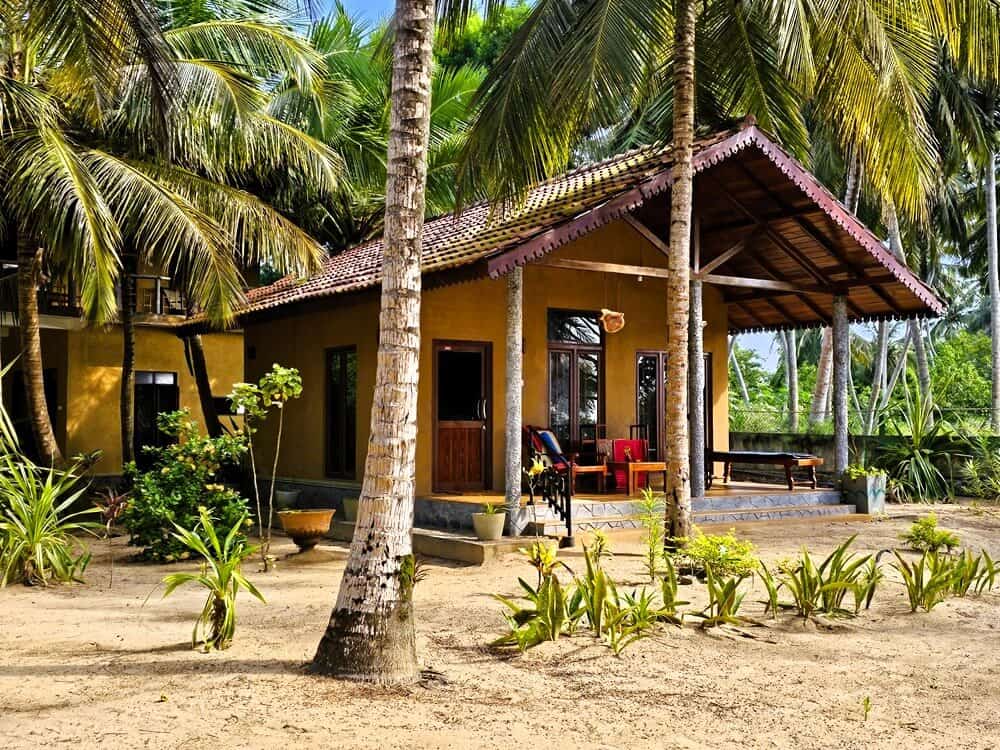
434,342,491,492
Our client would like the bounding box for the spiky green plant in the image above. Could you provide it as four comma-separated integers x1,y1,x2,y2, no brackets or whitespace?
892,550,955,612
0,456,100,586
161,508,264,651
693,565,748,628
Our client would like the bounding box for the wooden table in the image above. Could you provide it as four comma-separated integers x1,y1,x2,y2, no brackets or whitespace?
606,460,667,496
570,463,608,494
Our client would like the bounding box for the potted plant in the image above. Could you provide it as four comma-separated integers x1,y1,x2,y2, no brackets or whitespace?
277,508,336,552
342,496,360,523
842,465,887,514
472,502,506,541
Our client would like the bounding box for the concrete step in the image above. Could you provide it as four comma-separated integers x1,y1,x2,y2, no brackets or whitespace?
694,503,858,525
526,502,858,535
693,490,842,512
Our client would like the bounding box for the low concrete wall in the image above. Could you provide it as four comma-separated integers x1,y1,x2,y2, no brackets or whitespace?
261,476,361,519
728,432,842,485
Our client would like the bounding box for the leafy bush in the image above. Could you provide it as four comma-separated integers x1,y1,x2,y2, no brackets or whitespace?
161,508,264,651
844,465,887,480
122,410,249,561
958,436,1000,500
673,527,757,578
0,456,101,586
900,513,960,553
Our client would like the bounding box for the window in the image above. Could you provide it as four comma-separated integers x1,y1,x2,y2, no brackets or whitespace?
548,310,603,450
134,371,179,468
326,347,357,478
635,352,714,462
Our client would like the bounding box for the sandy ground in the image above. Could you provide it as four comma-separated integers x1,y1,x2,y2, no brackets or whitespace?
2,504,999,749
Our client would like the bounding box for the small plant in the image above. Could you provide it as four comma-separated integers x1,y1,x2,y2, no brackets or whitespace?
520,540,566,584
900,513,960,553
0,456,100,586
95,487,130,587
892,550,954,612
673,527,757,578
481,502,501,515
228,364,303,571
493,572,580,651
844,465,887,480
659,557,687,623
692,565,748,628
862,696,872,722
161,508,265,651
636,487,665,581
757,561,781,619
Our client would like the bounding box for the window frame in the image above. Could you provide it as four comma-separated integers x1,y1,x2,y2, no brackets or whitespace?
325,346,358,480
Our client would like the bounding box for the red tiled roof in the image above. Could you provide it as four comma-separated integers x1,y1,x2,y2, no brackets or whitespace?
203,121,943,329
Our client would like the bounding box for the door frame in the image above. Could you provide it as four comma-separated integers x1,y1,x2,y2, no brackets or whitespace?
431,339,492,493
634,351,714,460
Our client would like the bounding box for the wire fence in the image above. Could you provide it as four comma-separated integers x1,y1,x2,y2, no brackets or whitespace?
729,407,994,437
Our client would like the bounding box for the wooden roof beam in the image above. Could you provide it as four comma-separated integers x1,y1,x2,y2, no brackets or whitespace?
622,214,671,257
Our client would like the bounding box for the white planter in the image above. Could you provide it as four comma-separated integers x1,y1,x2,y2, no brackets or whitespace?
472,512,506,541
843,475,886,515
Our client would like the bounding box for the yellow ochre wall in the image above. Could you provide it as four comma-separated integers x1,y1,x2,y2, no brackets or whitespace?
245,219,730,496
64,326,243,473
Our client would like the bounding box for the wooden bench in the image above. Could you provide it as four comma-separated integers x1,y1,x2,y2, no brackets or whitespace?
710,451,823,491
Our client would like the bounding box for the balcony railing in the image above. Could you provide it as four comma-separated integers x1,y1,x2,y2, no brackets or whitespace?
0,267,188,319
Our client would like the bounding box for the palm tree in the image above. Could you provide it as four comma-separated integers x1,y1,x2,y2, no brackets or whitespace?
269,6,485,252
311,0,437,684
109,3,336,464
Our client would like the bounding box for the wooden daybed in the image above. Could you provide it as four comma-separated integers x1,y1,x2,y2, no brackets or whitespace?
709,451,823,491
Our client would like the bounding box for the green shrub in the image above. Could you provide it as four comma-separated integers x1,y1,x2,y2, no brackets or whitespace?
691,565,749,628
122,411,249,561
0,455,101,586
637,488,665,581
673,527,757,578
774,537,880,620
161,508,264,651
900,513,960,553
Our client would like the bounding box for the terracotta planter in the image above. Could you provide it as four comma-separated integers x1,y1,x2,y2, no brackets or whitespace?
277,509,335,552
342,497,359,523
843,475,886,515
472,512,506,541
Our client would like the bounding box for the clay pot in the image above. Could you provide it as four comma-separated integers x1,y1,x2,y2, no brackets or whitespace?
277,509,335,552
472,512,506,541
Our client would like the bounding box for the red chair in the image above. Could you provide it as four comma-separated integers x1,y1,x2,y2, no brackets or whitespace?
610,438,648,491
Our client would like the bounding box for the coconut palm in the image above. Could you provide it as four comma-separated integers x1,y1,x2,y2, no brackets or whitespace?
311,0,437,684
269,6,485,251
107,3,337,463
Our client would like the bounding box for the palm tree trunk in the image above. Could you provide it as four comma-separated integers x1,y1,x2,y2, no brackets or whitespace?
832,296,849,474
504,266,524,534
986,149,1000,432
809,328,832,425
728,337,750,405
185,334,222,438
312,0,434,684
812,155,862,427
17,236,62,465
784,330,799,432
886,202,932,402
120,264,136,466
664,0,696,540
689,279,705,498
865,321,889,433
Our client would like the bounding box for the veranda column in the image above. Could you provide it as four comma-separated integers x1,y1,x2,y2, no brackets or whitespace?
504,266,525,534
832,295,850,475
688,279,705,498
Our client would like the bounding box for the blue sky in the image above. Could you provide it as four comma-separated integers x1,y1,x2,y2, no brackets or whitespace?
337,0,395,21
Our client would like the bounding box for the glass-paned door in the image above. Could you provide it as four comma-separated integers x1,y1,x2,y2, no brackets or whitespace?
548,310,604,451
134,371,179,468
326,347,357,478
635,352,714,462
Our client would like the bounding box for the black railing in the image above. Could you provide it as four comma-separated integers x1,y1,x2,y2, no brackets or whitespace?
526,459,574,547
0,271,188,318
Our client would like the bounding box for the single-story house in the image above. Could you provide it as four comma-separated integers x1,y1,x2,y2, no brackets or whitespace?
188,119,943,531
